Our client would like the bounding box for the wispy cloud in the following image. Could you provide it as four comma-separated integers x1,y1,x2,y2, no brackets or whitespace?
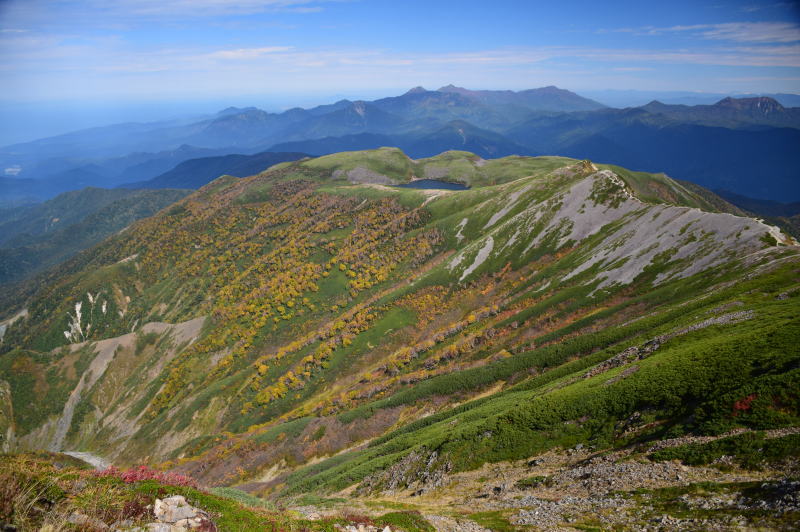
96,0,336,16
740,3,796,13
604,21,800,43
4,40,799,78
678,22,800,43
571,46,800,68
719,75,800,83
205,46,293,60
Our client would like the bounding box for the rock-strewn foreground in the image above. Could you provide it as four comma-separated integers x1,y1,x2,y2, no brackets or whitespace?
1,149,799,530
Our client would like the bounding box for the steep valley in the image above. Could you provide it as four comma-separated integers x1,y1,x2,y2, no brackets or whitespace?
1,148,799,530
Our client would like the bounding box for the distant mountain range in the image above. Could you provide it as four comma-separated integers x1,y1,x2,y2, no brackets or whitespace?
581,89,800,108
1,85,799,203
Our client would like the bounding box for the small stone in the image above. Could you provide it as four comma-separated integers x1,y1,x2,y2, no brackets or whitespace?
144,524,179,532
68,512,108,530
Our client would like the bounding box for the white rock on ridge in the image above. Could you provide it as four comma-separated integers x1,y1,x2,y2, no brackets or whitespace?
152,495,210,528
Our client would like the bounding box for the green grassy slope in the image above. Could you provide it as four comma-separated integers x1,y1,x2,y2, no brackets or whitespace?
0,187,140,244
0,149,795,504
0,187,190,285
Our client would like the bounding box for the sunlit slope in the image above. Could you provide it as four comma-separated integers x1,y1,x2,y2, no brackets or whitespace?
0,149,796,499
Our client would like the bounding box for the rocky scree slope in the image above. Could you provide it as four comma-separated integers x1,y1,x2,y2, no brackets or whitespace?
0,149,797,513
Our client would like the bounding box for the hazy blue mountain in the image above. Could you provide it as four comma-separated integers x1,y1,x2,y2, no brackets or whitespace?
438,84,605,112
713,190,800,240
274,101,402,142
109,145,230,184
557,123,800,201
716,190,800,218
369,87,525,131
181,108,309,148
404,120,533,158
0,121,172,161
268,133,397,155
0,145,231,205
122,151,309,189
304,99,356,116
640,97,800,129
0,177,40,207
2,88,799,203
583,89,800,108
502,100,800,201
505,107,657,152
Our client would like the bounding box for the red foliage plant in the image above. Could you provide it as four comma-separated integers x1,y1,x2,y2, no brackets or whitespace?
91,465,199,488
732,393,757,416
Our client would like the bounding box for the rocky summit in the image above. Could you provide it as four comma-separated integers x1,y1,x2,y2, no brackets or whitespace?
1,148,799,530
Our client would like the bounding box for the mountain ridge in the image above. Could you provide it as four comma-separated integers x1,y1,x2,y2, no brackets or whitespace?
3,87,798,204
1,148,797,528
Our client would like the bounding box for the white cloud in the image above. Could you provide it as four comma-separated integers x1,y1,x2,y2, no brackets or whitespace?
569,46,800,68
98,0,336,16
740,2,796,13
205,46,293,60
605,21,800,44
678,22,800,43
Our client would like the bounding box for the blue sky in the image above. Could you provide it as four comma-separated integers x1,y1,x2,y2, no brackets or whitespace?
0,0,798,120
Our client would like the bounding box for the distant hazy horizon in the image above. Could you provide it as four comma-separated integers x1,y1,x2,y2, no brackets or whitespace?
3,85,800,147
0,92,379,147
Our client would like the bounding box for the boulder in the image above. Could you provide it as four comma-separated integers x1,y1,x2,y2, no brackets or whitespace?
151,495,212,530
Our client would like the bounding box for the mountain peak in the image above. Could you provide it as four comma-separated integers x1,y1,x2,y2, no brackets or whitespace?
714,96,784,113
405,86,428,95
528,85,565,94
437,84,470,93
217,106,259,116
642,100,667,108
